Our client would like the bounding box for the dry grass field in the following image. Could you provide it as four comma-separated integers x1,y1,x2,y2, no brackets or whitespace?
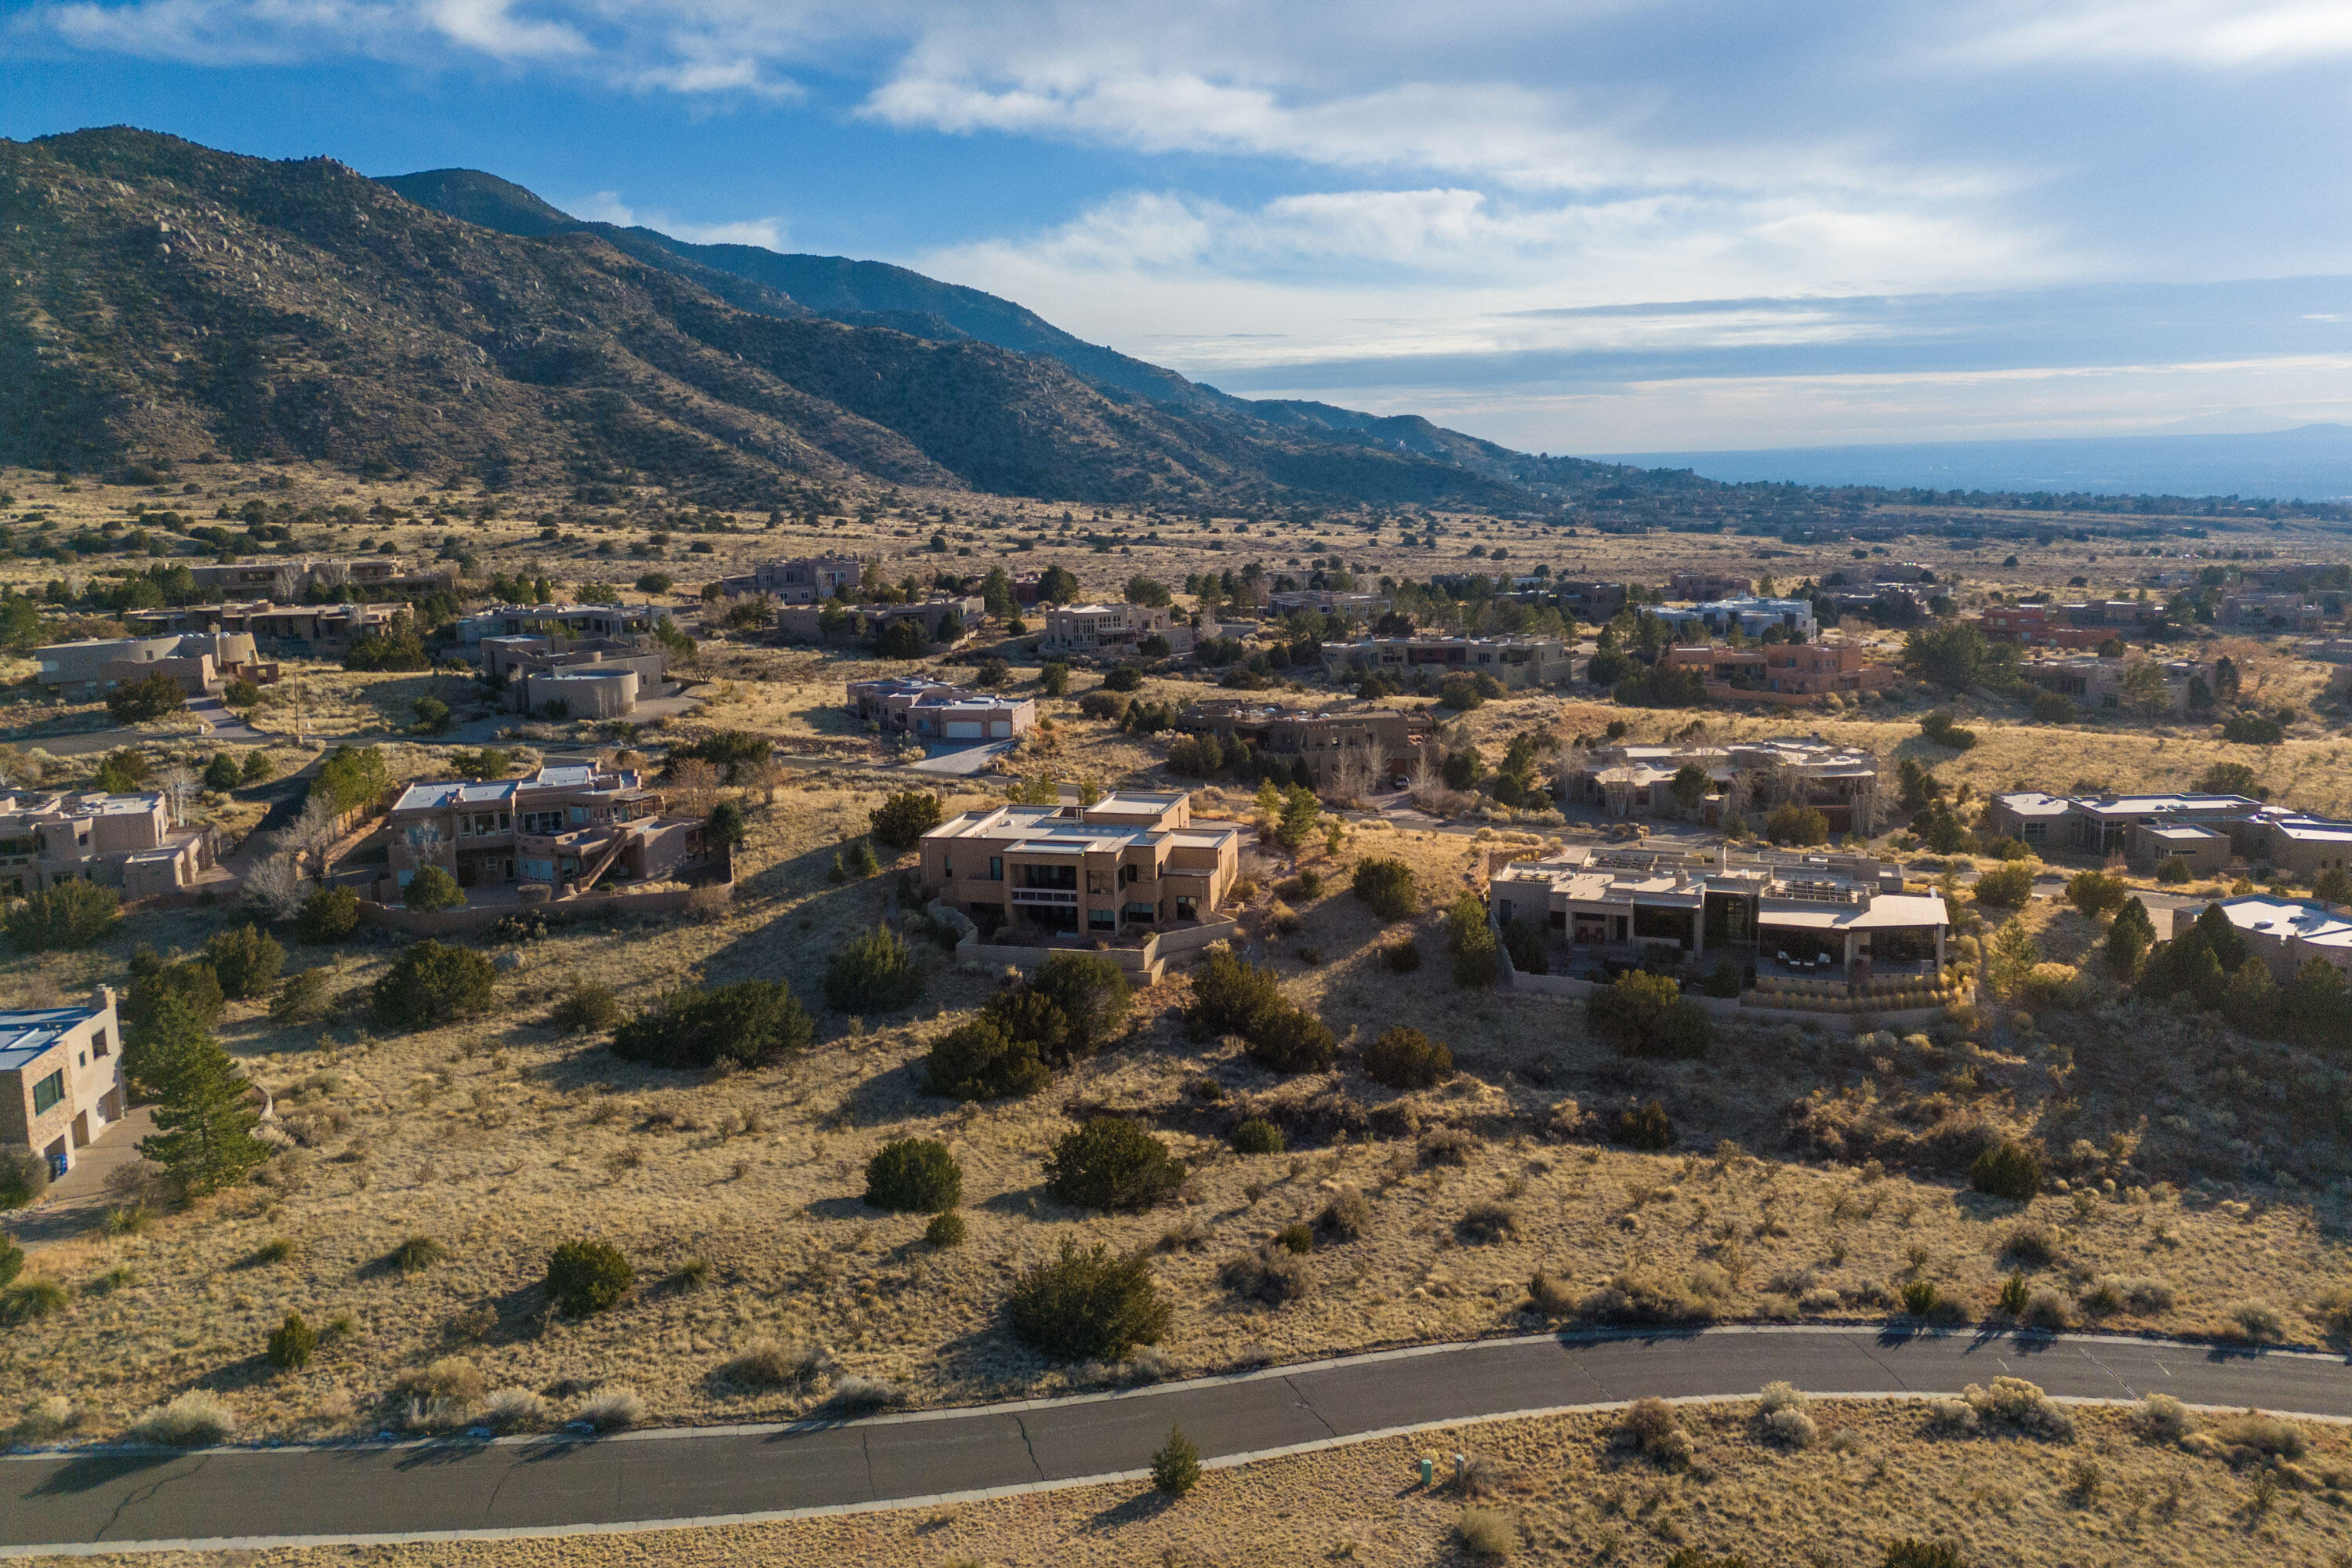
3,782,2345,1451
44,1400,2352,1566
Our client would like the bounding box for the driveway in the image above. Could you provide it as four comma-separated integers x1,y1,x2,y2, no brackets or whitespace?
3,1108,153,1258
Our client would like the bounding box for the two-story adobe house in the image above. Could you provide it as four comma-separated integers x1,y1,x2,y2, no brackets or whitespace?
0,789,214,898
379,763,707,900
920,792,1240,938
1,987,125,1181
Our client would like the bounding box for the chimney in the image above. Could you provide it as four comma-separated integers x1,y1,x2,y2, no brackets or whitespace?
91,983,117,1017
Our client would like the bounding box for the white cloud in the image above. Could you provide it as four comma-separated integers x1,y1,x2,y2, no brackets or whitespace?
664,215,788,247
1952,0,2352,67
567,189,786,249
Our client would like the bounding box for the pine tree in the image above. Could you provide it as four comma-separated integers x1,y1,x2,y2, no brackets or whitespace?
136,997,270,1200
1987,917,2039,999
1151,1423,1202,1497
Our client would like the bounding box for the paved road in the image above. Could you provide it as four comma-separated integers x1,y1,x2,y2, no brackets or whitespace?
5,1327,2346,1555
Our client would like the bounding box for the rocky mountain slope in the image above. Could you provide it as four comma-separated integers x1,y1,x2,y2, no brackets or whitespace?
1,128,1589,509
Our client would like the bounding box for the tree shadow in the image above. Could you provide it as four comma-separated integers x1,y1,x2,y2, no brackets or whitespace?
1083,1489,1173,1531
24,1449,187,1497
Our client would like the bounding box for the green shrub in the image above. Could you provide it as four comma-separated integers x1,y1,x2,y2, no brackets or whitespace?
1360,1025,1453,1090
1276,1220,1314,1254
1151,1423,1202,1497
1385,938,1422,973
203,752,243,792
1007,1236,1171,1360
310,744,391,815
1103,664,1144,693
546,1239,633,1316
267,1310,318,1370
2155,857,2193,884
1351,857,1417,920
1501,917,1548,976
869,790,945,850
864,1138,964,1214
296,887,361,944
822,924,925,1013
5,880,120,953
550,981,623,1034
612,981,813,1069
267,967,332,1027
370,941,496,1030
1610,1099,1675,1151
1244,1004,1337,1074
1445,892,1500,988
241,751,274,782
2065,870,2129,918
1971,1139,2043,1201
387,1235,447,1275
125,955,225,1036
1436,675,1484,711
0,1234,21,1285
1918,710,1978,750
106,670,185,724
403,865,466,913
922,1017,1051,1100
1972,863,2034,908
1701,957,1744,998
1184,946,1285,1038
1230,1117,1284,1155
1044,1116,1185,1210
1881,1542,1964,1568
0,1152,43,1211
2029,690,2078,724
1027,952,1133,1058
1765,802,1831,846
924,1212,967,1248
1,1277,70,1325
204,925,284,1000
1588,971,1712,1060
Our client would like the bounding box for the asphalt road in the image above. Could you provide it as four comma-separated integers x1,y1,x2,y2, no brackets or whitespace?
5,1327,2347,1555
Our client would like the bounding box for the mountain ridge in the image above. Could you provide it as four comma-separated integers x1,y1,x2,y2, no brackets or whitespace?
374,165,1658,496
1,127,1615,510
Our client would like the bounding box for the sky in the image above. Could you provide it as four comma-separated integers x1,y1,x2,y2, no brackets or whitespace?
4,0,2350,459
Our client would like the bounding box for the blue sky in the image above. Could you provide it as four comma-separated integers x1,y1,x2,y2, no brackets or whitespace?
5,0,2350,457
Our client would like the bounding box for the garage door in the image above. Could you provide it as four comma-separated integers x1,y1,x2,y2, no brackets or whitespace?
946,720,983,739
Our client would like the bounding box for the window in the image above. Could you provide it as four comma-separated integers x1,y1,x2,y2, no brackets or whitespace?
987,856,1004,881
31,1069,65,1116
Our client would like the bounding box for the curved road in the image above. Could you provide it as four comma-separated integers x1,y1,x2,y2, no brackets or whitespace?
5,1327,2348,1555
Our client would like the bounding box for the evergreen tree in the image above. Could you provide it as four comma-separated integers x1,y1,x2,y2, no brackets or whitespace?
136,998,269,1200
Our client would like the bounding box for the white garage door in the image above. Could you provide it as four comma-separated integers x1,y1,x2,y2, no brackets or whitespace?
945,720,984,739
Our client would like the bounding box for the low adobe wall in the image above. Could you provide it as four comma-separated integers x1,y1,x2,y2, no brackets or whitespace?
353,880,728,936
956,916,1240,983
1504,966,1961,1028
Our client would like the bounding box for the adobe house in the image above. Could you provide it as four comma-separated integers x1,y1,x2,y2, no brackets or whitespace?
0,987,125,1181
920,791,1240,939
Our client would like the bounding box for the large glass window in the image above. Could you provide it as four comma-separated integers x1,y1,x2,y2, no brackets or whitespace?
31,1069,65,1116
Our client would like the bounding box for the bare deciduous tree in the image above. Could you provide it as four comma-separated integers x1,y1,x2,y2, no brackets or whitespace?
1321,743,1381,808
159,762,199,826
242,849,310,921
284,795,343,876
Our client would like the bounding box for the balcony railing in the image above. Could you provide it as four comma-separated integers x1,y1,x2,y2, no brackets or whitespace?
1011,887,1080,906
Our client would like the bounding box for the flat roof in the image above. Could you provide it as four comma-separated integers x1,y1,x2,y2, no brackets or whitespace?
2143,824,2225,841
0,1004,100,1072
